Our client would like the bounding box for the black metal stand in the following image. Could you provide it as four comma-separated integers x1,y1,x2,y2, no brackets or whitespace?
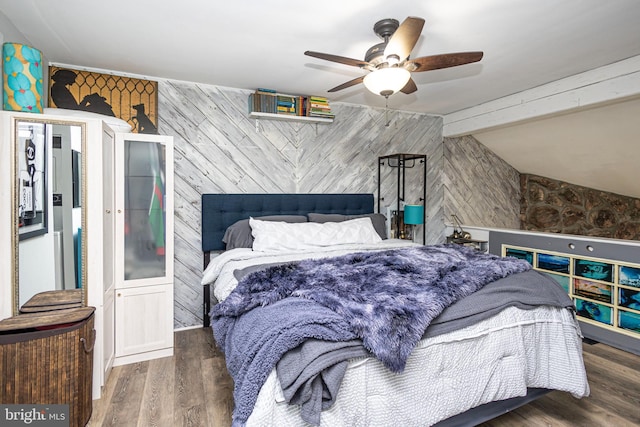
377,153,427,244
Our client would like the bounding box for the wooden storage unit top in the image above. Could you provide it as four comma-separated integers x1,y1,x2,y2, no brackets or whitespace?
19,289,83,313
0,307,95,333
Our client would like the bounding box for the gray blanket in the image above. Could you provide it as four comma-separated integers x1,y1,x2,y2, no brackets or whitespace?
217,245,531,373
213,297,358,427
212,244,536,426
276,269,573,425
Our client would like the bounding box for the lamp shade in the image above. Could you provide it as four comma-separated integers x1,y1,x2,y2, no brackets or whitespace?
3,42,44,113
363,67,411,97
404,204,424,225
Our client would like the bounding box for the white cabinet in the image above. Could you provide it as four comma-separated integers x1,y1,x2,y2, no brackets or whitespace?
111,132,174,366
1,112,175,398
100,125,116,387
115,284,173,360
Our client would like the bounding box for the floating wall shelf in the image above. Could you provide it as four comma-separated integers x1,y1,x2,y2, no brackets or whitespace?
249,111,333,124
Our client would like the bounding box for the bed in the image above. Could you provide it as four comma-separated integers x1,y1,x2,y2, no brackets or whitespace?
200,193,589,427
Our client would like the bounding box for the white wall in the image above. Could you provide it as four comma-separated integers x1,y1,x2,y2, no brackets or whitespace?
18,235,56,305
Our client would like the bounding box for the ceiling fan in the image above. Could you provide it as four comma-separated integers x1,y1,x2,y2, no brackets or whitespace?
304,16,483,97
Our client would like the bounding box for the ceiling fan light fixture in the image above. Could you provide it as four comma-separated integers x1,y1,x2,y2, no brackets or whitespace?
306,16,482,96
386,54,401,66
363,67,411,97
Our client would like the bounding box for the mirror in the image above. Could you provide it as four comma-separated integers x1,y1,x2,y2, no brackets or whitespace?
12,117,86,314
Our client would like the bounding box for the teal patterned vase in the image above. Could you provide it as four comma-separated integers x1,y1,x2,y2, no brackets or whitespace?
3,42,44,113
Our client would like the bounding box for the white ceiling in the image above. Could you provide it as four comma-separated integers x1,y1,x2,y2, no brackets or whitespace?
1,0,640,198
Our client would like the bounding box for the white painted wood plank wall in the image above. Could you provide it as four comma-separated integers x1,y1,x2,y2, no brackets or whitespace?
443,135,520,230
157,81,444,327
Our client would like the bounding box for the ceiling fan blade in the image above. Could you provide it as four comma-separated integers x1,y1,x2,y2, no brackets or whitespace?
305,51,370,68
400,77,417,94
327,76,365,92
407,52,484,72
384,17,425,61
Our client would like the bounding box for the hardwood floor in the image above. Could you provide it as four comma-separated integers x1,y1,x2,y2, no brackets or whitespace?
88,328,233,427
88,328,640,427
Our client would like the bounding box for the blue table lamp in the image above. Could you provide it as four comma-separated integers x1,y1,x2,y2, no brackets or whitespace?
404,204,424,242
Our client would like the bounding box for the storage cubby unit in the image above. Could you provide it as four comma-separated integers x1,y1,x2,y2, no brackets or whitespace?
502,245,640,340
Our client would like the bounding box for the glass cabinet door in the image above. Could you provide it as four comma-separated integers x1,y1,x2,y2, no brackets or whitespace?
115,133,173,287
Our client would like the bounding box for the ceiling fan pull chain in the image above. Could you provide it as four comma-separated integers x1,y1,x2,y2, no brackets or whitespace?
385,96,390,127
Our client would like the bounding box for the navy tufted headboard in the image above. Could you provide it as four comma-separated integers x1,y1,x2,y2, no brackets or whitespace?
199,193,374,327
201,193,375,253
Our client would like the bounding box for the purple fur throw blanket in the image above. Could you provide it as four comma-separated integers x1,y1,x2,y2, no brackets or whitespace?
212,244,531,373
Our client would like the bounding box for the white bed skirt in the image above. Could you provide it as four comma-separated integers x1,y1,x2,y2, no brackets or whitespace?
246,305,590,427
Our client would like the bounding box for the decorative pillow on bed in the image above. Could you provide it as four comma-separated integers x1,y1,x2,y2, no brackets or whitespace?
307,212,387,239
222,215,307,250
250,216,382,252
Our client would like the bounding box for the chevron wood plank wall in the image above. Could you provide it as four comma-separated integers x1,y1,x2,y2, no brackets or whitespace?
158,80,443,327
443,135,520,230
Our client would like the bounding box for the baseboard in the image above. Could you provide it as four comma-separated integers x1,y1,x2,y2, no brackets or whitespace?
113,347,173,366
174,324,203,332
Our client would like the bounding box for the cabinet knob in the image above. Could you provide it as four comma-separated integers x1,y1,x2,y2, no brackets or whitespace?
105,209,111,214
117,209,122,213
117,293,121,297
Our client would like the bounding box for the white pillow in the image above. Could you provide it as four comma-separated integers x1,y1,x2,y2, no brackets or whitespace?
250,216,382,252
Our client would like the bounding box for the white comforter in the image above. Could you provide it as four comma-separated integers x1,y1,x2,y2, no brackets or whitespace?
204,243,590,427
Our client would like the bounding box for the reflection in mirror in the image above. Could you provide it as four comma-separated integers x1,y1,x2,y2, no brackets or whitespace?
14,119,85,314
16,123,47,240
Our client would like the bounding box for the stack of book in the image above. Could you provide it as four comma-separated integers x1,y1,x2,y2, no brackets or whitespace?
306,96,334,119
248,88,277,114
248,89,334,119
276,93,299,115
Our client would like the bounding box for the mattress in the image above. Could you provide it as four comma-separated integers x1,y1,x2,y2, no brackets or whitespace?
204,242,589,426
247,305,589,426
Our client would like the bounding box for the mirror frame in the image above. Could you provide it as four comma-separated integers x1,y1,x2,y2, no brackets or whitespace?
11,117,88,315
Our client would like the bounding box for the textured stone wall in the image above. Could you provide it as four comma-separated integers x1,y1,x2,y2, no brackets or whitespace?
520,174,640,240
